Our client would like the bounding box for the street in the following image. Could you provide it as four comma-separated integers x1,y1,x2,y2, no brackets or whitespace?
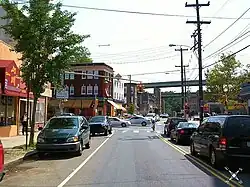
0,123,249,187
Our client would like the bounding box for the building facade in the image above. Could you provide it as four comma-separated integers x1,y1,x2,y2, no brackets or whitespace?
112,74,126,115
124,83,138,112
49,63,126,118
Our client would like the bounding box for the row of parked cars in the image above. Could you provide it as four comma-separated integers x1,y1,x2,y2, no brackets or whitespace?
164,115,250,168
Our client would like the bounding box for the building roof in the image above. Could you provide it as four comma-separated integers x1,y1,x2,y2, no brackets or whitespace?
71,62,113,70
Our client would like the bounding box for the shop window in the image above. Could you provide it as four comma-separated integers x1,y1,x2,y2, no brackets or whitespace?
81,85,86,95
35,102,45,123
0,96,16,126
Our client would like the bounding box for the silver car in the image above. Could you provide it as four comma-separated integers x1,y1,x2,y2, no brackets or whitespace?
126,116,151,126
109,117,131,127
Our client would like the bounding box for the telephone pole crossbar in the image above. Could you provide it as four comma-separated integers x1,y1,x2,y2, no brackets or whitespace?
185,0,211,123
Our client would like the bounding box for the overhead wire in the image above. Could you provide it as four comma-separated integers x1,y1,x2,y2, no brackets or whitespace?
203,7,250,49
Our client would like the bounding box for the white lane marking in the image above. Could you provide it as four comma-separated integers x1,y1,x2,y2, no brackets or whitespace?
133,130,139,133
57,132,114,187
147,130,150,133
122,130,128,133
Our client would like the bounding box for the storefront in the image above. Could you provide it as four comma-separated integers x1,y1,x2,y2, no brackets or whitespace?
107,100,127,116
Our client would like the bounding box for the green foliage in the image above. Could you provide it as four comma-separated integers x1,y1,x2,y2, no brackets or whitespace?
1,0,91,145
128,104,135,114
163,91,181,114
205,53,244,103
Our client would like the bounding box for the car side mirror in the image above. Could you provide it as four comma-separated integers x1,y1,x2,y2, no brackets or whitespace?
38,126,43,131
81,125,88,130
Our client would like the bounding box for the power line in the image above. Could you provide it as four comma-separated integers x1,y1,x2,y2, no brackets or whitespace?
16,2,250,20
204,7,250,48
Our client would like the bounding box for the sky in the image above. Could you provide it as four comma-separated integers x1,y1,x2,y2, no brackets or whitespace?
60,0,250,93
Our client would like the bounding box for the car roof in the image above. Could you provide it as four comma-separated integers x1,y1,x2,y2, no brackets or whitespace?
52,115,79,119
210,115,250,118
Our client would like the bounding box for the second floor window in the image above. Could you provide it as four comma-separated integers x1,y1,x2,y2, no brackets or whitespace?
82,71,86,79
94,70,99,79
87,85,93,95
69,85,74,95
69,73,74,80
81,84,86,95
64,73,69,79
94,84,98,95
87,70,93,79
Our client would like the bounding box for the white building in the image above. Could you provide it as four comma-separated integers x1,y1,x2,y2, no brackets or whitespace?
113,74,125,103
0,7,13,44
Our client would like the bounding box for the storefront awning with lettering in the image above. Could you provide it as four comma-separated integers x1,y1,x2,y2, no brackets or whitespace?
107,100,127,111
49,99,93,108
116,103,127,112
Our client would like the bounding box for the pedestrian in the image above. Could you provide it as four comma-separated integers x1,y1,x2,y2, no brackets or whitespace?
21,112,28,135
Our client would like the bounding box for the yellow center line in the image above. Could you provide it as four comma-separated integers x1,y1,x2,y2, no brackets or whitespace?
157,135,243,187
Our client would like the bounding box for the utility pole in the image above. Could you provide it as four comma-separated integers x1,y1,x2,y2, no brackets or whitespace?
174,47,188,110
186,0,211,123
184,65,189,102
127,75,132,107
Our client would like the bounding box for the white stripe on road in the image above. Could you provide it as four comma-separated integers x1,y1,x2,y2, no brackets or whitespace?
147,130,150,133
133,130,139,133
122,130,128,133
57,132,114,187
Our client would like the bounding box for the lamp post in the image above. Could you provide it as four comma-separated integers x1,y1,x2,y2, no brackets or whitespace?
169,44,189,112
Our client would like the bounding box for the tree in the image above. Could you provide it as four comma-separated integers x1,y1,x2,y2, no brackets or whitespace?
128,104,135,114
163,91,181,115
205,53,243,103
1,0,91,145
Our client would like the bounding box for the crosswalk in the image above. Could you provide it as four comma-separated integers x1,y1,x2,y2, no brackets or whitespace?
114,128,162,134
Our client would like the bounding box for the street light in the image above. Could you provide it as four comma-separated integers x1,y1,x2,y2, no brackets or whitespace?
169,43,189,112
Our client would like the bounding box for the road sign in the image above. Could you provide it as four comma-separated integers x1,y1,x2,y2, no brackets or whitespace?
56,89,68,99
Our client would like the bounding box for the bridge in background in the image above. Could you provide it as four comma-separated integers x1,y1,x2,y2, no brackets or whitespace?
161,92,197,98
143,80,206,88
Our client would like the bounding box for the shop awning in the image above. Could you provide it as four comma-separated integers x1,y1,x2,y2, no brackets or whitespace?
49,99,93,108
107,100,121,110
116,103,127,112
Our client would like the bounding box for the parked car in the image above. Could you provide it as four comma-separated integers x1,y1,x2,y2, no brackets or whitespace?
160,114,169,119
109,117,131,127
89,116,112,136
170,122,198,144
0,139,4,182
164,117,188,136
145,113,156,123
54,112,75,116
126,116,151,126
36,116,91,157
190,115,250,168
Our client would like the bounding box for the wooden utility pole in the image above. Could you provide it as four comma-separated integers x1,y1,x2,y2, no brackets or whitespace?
186,0,211,123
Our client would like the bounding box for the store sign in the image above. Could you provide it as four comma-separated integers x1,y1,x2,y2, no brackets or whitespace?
5,63,21,93
56,89,69,99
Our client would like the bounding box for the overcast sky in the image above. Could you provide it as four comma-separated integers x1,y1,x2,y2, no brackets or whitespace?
61,0,250,93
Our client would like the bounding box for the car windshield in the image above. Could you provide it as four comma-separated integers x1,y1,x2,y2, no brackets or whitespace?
178,122,198,128
146,115,154,117
225,116,250,136
45,118,79,129
89,116,105,123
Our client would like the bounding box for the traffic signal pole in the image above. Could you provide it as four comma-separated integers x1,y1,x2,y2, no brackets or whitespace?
186,0,211,123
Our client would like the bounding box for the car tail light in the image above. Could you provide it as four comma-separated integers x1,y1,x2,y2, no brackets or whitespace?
219,137,227,149
179,130,185,134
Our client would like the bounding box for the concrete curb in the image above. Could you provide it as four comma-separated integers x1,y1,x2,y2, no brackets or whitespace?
4,150,38,170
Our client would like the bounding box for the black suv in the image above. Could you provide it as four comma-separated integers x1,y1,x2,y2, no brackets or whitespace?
164,117,188,136
190,115,250,168
89,116,112,136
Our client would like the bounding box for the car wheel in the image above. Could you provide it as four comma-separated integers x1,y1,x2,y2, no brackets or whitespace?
210,147,220,168
190,142,197,156
164,130,166,135
104,129,108,136
170,134,174,141
121,123,126,127
38,152,45,159
108,127,112,134
141,122,146,126
85,139,90,149
175,136,180,144
76,141,83,156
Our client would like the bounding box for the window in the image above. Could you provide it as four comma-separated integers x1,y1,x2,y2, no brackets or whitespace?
87,85,93,95
65,85,69,91
65,73,69,79
69,85,74,95
124,86,127,94
94,70,99,79
94,84,98,95
87,70,93,79
81,84,86,95
69,73,74,80
82,70,86,79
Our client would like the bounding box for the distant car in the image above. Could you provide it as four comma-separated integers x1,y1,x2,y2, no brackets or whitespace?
55,113,75,116
170,122,198,144
36,116,91,157
0,139,4,182
89,116,112,136
164,117,188,136
160,114,169,118
145,113,156,123
109,117,131,127
126,116,151,126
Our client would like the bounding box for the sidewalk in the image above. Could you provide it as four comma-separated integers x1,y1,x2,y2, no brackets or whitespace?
1,132,39,149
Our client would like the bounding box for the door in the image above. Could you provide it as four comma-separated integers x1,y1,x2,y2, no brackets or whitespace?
110,117,120,127
192,122,206,154
130,117,140,124
81,117,90,144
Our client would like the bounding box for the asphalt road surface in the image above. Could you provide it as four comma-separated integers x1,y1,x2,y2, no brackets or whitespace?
0,123,249,187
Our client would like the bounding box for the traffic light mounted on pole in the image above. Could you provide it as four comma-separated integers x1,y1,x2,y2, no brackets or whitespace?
137,82,144,93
